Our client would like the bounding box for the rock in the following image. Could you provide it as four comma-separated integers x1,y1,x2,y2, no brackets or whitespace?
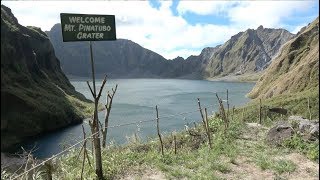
266,122,294,145
288,116,319,140
246,123,262,128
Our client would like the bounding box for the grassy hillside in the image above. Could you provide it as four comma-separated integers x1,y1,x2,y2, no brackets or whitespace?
2,107,318,179
1,5,94,150
248,17,319,99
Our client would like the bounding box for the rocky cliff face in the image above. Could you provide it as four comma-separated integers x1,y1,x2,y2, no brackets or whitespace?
47,24,174,78
47,23,293,79
47,23,221,79
203,26,293,77
166,46,221,79
248,17,319,99
1,5,91,150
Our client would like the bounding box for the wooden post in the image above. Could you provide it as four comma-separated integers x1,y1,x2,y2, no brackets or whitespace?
232,106,235,122
216,93,228,135
44,160,52,180
156,105,164,156
259,99,262,124
307,97,312,120
174,135,177,154
242,108,245,122
89,41,103,179
80,125,86,180
227,89,229,122
204,108,212,149
197,98,208,132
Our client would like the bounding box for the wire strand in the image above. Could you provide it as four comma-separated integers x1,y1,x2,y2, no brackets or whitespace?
10,104,219,179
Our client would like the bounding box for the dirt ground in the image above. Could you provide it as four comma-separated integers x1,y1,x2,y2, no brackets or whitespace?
117,123,319,180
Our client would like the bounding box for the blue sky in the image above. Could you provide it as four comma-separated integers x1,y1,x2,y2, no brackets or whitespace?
2,0,319,59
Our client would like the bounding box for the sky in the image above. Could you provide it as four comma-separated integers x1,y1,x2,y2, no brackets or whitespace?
1,0,319,59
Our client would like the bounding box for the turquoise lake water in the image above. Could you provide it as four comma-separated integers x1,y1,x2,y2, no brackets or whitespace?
15,79,255,158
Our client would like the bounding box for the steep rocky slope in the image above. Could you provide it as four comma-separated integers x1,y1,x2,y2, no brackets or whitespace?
47,24,178,78
47,24,292,79
204,26,294,78
248,17,319,99
1,5,92,150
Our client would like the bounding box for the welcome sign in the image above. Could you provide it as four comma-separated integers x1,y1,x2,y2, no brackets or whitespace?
60,13,116,42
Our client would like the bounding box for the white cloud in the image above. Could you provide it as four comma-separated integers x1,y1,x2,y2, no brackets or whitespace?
1,1,318,60
227,1,316,29
290,24,308,34
165,49,202,60
177,1,317,29
2,0,238,59
177,1,237,15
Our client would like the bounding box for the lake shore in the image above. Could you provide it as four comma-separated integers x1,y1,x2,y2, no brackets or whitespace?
206,73,262,83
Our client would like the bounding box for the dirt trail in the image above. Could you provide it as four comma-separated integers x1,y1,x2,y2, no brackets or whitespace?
118,166,166,180
117,123,319,180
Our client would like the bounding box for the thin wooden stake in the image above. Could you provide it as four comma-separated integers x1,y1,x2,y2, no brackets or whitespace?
88,41,103,180
216,93,228,132
174,135,177,154
197,98,208,132
307,97,312,120
44,160,52,180
232,106,235,122
259,99,262,124
80,125,87,180
227,89,229,122
204,108,212,149
242,108,245,122
156,105,164,156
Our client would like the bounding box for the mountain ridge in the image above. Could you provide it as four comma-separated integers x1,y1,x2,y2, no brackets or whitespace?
203,26,294,78
47,23,294,80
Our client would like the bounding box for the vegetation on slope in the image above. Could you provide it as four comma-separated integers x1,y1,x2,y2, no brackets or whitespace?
2,105,318,179
1,5,94,150
248,17,319,99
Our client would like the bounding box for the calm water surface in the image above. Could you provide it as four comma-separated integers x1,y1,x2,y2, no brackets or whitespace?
16,79,254,158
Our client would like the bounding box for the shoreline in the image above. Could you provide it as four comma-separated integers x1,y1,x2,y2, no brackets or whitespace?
206,73,262,83
67,73,262,83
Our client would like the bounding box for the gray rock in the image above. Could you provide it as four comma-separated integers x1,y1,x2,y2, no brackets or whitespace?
288,116,319,140
266,122,294,145
246,122,262,128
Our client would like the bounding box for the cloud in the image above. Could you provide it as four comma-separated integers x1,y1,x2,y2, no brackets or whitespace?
290,24,308,34
1,1,318,60
177,1,237,16
227,1,316,29
2,1,238,59
177,1,317,29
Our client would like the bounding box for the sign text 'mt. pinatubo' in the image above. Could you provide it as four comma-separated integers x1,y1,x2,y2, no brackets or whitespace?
60,13,116,42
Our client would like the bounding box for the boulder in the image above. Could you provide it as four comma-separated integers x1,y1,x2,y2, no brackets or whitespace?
288,116,319,140
266,122,294,145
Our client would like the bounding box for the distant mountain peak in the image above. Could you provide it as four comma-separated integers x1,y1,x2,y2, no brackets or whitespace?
171,56,185,61
257,25,264,30
47,20,295,80
204,25,294,77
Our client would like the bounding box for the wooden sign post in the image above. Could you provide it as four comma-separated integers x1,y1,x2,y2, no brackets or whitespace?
60,13,116,180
